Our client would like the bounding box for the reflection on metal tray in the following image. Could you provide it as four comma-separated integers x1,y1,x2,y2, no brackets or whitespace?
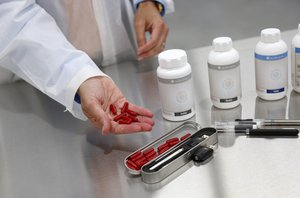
124,121,218,184
141,127,217,184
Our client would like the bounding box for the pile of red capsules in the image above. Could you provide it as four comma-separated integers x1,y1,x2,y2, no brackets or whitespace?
126,133,191,171
110,102,139,124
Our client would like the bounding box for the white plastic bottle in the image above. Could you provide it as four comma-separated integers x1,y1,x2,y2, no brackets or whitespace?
207,37,241,109
157,49,195,121
255,28,288,100
291,24,300,93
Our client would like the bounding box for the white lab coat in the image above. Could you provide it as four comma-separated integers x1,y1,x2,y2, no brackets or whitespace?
0,0,174,120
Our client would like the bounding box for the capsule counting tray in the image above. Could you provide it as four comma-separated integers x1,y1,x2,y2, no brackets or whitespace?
124,121,218,184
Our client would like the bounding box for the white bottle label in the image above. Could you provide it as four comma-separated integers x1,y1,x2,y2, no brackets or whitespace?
157,74,193,117
295,48,300,85
208,61,241,103
255,52,288,94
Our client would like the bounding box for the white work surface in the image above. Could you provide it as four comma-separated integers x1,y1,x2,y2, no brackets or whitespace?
0,30,299,198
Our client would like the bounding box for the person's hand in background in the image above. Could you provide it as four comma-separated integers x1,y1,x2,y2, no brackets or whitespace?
78,76,154,135
134,1,169,60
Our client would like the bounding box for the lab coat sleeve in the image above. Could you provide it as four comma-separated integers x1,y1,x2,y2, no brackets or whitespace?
164,0,175,14
133,0,174,15
0,0,106,120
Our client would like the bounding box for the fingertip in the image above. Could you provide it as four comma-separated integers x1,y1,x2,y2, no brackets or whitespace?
151,120,155,126
130,124,143,132
137,47,142,55
149,112,154,117
140,107,154,117
146,117,155,126
137,45,146,56
145,111,154,118
101,119,112,135
142,124,153,132
137,56,143,61
101,126,110,135
137,122,153,132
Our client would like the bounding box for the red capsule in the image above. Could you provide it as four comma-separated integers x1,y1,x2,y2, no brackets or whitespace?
157,142,169,151
127,109,138,116
158,146,169,155
136,160,148,169
131,153,144,162
145,150,156,158
143,147,155,155
127,163,137,170
166,137,179,144
130,151,142,160
126,160,138,170
180,133,191,141
113,113,126,122
135,156,147,163
121,115,132,122
146,153,158,161
118,119,132,125
135,157,147,169
121,102,129,113
127,114,139,122
109,104,117,115
168,140,180,147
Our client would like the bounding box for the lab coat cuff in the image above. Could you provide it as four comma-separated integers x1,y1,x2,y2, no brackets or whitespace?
134,0,166,16
65,66,107,120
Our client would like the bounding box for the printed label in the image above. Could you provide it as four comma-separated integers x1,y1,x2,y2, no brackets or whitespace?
295,48,300,84
174,109,192,116
208,61,241,104
158,74,192,84
266,87,285,94
208,61,240,71
255,52,288,61
158,74,194,117
255,51,288,94
220,97,238,103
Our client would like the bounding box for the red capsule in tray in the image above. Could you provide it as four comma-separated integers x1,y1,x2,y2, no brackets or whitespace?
124,121,202,176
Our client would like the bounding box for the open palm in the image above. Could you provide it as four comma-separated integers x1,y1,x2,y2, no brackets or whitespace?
78,76,154,135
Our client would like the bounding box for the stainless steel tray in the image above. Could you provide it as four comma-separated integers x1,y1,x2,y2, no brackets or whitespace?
124,121,218,183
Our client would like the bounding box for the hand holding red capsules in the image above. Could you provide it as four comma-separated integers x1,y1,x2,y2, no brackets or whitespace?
78,76,154,135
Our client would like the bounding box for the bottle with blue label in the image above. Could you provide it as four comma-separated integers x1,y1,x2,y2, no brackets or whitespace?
291,24,300,93
255,28,288,100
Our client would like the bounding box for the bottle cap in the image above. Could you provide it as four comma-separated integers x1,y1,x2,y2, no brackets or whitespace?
260,28,281,43
212,37,232,52
158,49,187,69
